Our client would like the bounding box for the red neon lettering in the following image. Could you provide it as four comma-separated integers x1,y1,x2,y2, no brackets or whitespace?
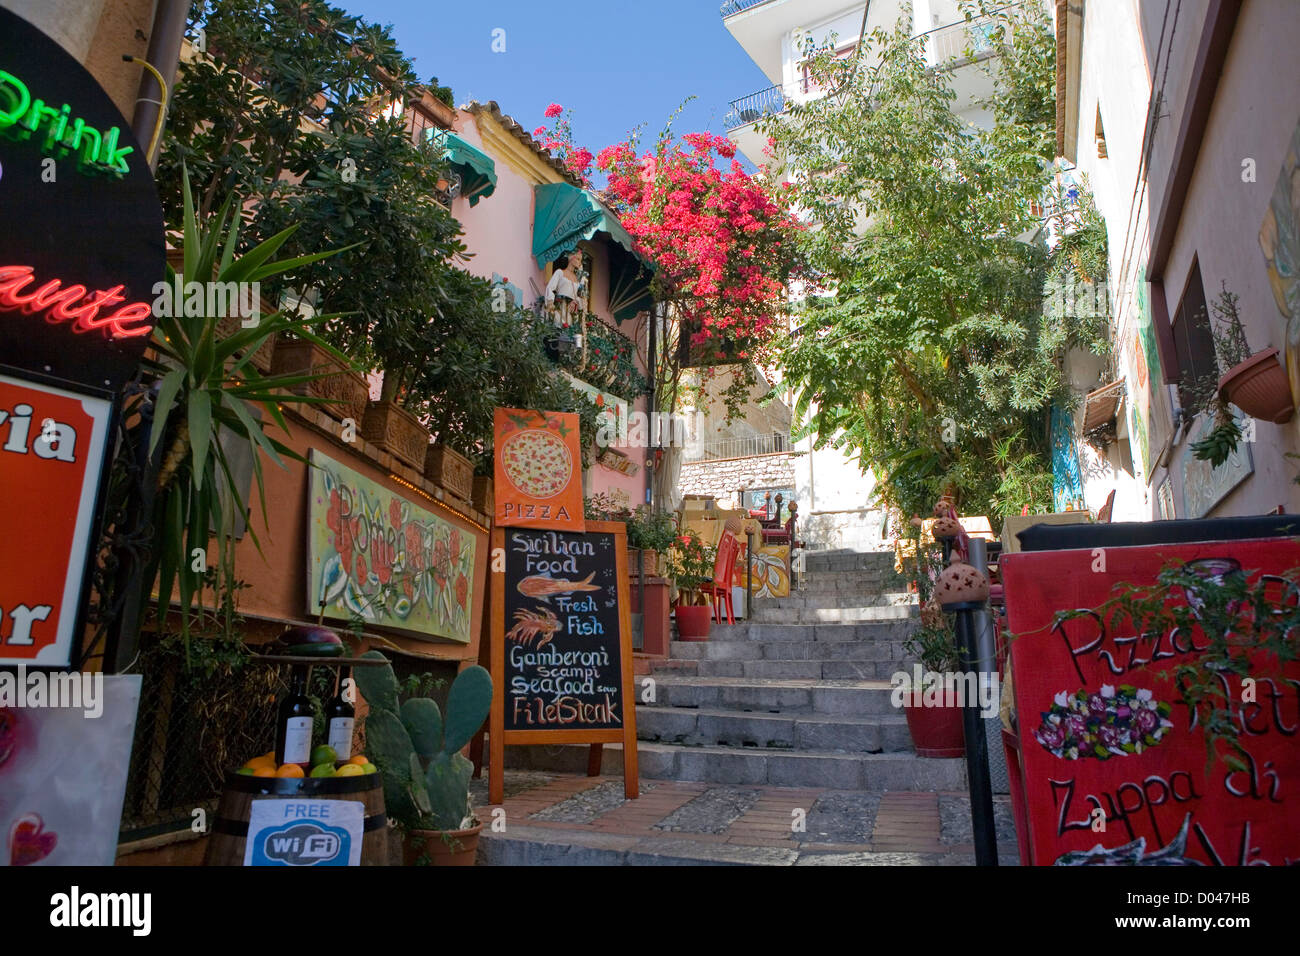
0,265,152,339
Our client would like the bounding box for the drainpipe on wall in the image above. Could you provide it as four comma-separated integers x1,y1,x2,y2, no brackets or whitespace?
130,0,192,170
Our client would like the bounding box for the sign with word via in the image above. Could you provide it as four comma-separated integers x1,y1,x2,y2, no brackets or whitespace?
245,799,364,867
0,373,112,667
1002,537,1300,866
489,520,638,802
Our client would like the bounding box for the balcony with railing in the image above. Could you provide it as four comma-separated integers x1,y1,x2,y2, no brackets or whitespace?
720,0,776,17
724,83,786,131
685,431,790,462
924,14,1003,65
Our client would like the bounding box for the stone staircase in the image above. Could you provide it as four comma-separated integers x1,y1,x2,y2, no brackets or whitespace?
498,550,966,792
631,549,966,791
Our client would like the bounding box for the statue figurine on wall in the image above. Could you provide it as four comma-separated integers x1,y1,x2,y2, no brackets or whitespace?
545,250,584,327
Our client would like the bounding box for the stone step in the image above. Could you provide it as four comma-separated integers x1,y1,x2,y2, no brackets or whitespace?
759,591,915,610
642,675,900,716
712,622,916,643
651,658,912,681
750,604,919,624
802,552,900,573
499,740,964,790
668,639,911,662
636,706,913,753
478,824,803,866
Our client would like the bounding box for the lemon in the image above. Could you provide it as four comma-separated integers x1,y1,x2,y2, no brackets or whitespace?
309,762,336,778
310,745,338,767
334,763,364,777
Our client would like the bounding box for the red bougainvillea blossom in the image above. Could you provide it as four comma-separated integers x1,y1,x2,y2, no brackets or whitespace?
595,130,799,351
532,104,593,184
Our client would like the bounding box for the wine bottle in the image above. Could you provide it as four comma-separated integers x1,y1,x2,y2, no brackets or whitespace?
325,666,355,760
275,665,313,767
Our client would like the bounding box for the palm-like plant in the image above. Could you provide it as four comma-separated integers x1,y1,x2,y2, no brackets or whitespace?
143,171,351,647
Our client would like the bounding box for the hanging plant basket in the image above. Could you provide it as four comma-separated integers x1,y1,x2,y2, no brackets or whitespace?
1218,347,1294,424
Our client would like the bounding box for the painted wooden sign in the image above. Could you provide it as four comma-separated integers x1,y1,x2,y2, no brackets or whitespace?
1002,538,1300,866
307,449,477,643
489,520,638,802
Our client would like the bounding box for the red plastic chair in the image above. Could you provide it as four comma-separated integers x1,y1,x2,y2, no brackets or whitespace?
704,531,740,625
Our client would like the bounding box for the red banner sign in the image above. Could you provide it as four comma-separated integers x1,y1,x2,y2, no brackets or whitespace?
0,374,112,666
1002,537,1300,866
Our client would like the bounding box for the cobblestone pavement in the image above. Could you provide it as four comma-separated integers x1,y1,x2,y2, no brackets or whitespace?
471,771,1021,865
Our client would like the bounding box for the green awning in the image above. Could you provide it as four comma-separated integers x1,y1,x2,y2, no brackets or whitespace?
430,130,497,206
533,182,654,321
533,182,637,267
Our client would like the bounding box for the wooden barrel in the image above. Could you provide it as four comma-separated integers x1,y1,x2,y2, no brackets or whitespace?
204,772,389,866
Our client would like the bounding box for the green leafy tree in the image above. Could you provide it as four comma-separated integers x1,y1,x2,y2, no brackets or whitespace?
768,3,1100,520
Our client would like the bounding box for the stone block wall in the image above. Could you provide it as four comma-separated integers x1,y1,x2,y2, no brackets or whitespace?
679,452,797,503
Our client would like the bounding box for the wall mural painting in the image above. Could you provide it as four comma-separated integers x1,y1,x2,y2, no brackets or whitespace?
307,449,477,644
1050,402,1084,511
1259,113,1300,405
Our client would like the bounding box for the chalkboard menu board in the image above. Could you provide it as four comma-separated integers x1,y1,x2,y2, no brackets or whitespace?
502,526,625,730
488,520,639,801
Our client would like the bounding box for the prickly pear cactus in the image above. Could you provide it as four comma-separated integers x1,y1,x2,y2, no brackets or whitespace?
354,654,492,832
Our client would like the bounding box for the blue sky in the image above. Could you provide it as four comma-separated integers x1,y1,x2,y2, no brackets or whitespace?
341,0,769,163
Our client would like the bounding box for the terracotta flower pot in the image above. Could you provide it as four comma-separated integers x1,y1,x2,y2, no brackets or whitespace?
425,443,474,501
270,338,369,425
402,821,482,866
675,603,712,641
1218,347,1295,424
902,693,966,758
471,474,494,515
362,400,429,471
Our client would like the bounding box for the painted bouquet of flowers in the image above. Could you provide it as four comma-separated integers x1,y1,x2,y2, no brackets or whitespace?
1034,684,1174,760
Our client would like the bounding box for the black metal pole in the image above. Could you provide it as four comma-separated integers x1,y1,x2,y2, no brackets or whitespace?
952,604,998,866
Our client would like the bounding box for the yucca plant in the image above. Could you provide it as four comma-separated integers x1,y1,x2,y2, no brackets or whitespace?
143,169,354,649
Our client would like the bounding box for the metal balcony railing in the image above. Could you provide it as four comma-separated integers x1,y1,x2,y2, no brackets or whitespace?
720,0,775,17
685,431,790,462
724,84,786,131
926,14,1003,63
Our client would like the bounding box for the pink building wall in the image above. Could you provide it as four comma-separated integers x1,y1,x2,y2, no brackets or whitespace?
450,109,651,509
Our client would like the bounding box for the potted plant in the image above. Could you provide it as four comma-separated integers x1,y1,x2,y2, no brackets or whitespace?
625,506,677,577
425,442,474,501
898,538,965,756
1208,281,1294,426
900,614,967,757
353,652,493,866
669,532,717,641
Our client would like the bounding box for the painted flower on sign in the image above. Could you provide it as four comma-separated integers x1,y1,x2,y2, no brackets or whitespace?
1034,685,1174,760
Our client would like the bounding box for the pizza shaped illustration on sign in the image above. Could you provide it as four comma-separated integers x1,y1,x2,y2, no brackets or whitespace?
0,373,113,666
493,408,584,532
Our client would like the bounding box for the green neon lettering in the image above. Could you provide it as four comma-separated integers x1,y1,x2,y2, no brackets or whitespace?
0,70,130,176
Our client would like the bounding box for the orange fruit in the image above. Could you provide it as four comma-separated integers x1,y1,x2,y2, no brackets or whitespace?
347,754,368,766
276,764,305,778
252,767,277,777
245,755,276,772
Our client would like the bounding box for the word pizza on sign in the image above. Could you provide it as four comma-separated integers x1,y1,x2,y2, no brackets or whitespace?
1002,538,1300,866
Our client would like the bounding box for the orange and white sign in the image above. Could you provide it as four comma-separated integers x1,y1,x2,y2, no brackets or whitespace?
0,373,112,665
493,407,584,532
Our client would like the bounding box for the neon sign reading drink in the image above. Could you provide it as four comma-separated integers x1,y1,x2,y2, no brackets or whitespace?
0,70,133,175
0,265,153,339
